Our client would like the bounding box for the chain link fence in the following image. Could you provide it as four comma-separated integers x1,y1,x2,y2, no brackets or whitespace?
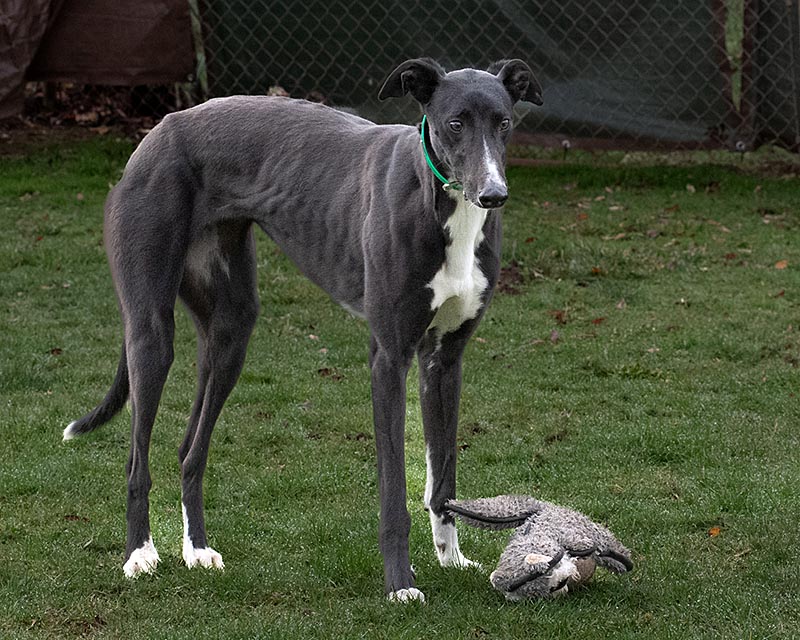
11,0,800,151
193,0,799,151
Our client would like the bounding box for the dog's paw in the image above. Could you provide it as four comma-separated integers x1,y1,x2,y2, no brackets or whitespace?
438,546,482,571
123,537,160,578
430,514,482,570
183,544,225,570
388,588,426,604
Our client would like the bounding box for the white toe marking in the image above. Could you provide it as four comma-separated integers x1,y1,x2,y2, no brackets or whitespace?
182,503,225,570
123,537,160,578
62,421,78,441
388,588,426,604
185,546,225,570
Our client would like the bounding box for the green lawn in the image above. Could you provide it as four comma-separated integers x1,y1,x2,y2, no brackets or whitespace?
1,136,798,639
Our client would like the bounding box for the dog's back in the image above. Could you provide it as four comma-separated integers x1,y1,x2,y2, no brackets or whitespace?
108,96,430,315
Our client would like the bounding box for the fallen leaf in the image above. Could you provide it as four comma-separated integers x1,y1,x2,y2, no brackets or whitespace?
548,309,568,325
616,299,627,310
524,236,537,243
498,260,525,295
50,348,63,356
603,232,627,241
64,514,89,522
308,334,319,340
591,317,606,325
474,337,487,343
664,204,680,212
775,260,789,270
709,526,722,537
550,330,560,344
577,212,589,221
686,184,696,194
591,266,604,276
76,192,85,201
317,367,343,381
773,290,785,298
594,195,606,202
608,205,623,211
647,347,660,353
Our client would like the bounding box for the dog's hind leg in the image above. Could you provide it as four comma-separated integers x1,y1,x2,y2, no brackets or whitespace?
177,221,259,570
417,328,479,570
122,308,175,577
113,236,187,578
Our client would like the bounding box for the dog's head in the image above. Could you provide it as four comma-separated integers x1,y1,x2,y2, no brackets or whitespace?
379,58,542,209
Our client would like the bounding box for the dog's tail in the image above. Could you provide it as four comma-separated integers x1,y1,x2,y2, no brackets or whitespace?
63,345,129,441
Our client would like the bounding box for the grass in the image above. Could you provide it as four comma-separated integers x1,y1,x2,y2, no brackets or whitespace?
1,135,799,639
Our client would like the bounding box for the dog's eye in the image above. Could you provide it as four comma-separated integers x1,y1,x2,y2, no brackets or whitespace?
449,120,463,133
499,118,511,132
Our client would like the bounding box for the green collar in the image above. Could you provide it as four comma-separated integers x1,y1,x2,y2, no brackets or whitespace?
420,115,462,191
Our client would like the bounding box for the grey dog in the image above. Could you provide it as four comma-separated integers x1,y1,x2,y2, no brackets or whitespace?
64,58,542,602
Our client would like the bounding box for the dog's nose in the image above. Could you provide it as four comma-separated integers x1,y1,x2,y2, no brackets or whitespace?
478,186,508,209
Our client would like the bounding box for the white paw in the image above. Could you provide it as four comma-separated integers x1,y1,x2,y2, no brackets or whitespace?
388,588,426,604
181,502,224,570
438,546,482,570
123,537,160,578
430,513,481,569
183,545,225,570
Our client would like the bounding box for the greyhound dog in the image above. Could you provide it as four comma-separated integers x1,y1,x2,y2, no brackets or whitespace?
63,58,542,602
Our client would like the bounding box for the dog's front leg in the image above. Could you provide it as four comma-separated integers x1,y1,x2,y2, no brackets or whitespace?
369,336,422,602
417,330,479,570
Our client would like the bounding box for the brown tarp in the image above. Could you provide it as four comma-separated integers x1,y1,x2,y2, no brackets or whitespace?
0,0,193,118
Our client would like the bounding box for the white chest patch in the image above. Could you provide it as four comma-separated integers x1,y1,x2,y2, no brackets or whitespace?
427,199,489,337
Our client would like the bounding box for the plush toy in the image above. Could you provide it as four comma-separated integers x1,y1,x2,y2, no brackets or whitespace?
445,495,633,600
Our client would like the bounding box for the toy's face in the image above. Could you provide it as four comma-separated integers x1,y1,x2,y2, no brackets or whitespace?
489,548,583,600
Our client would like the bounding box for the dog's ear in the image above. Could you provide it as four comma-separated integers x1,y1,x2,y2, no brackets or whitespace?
378,58,446,104
445,495,544,530
490,59,543,106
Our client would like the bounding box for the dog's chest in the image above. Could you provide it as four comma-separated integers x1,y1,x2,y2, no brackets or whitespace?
427,200,489,336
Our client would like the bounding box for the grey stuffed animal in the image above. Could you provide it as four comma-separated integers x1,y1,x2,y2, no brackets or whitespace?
445,495,633,600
